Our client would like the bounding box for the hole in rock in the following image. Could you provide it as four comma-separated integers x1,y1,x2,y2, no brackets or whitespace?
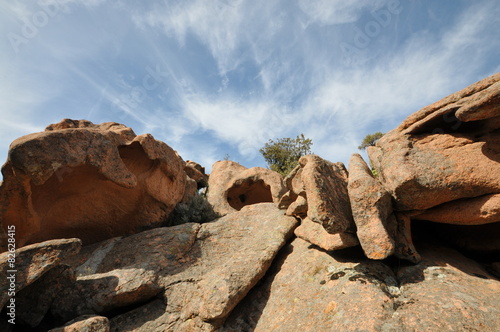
226,179,273,211
411,219,500,262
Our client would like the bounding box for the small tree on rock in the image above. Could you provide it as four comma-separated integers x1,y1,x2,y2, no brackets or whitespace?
358,132,384,150
259,134,312,177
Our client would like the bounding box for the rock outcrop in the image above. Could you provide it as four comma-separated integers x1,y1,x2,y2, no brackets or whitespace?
367,73,500,257
223,239,500,331
1,74,500,332
9,203,297,331
368,73,500,217
185,160,208,190
0,119,190,249
207,161,286,215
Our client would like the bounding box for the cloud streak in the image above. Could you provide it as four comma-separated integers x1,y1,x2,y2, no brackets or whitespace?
1,0,499,174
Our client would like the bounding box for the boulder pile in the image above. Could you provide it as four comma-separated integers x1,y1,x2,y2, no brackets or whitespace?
0,73,498,331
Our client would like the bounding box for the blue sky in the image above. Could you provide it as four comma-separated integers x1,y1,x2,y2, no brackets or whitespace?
1,0,499,174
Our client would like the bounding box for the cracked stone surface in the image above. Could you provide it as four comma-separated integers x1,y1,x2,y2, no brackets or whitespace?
222,238,500,332
48,315,110,332
50,223,199,322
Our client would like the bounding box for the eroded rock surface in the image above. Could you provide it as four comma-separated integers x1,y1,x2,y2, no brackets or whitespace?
368,73,500,216
207,161,286,215
0,119,189,249
223,239,500,331
386,244,500,331
23,203,298,331
48,315,110,332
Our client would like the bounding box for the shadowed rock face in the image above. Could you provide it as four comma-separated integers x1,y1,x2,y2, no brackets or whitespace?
226,179,274,210
185,160,208,190
0,238,82,312
207,161,286,215
0,119,189,250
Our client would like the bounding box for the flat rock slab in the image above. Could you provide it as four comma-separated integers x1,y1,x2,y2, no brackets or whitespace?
49,203,297,331
222,239,500,331
416,193,500,225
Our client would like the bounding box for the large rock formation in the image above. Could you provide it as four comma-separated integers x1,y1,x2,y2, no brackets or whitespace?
223,239,500,331
0,119,190,249
367,73,500,257
207,161,286,215
1,74,500,332
368,73,500,218
12,203,297,331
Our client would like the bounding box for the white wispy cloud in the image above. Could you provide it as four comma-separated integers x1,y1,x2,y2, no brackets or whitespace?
181,94,293,158
298,0,388,26
125,0,500,168
0,0,498,174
